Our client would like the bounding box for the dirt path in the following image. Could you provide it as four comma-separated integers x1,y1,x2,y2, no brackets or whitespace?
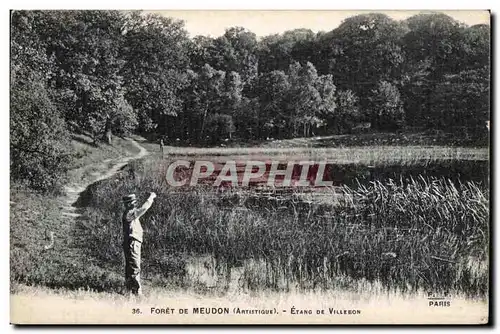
61,138,148,218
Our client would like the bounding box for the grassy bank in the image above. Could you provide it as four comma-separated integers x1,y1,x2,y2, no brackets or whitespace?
68,134,142,184
10,187,124,291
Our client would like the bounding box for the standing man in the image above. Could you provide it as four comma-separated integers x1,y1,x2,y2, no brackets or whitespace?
122,192,157,296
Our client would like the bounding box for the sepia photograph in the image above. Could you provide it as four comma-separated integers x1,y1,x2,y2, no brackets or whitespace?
9,8,491,325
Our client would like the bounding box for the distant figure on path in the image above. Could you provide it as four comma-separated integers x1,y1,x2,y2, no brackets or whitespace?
159,138,164,157
122,192,156,296
104,115,112,145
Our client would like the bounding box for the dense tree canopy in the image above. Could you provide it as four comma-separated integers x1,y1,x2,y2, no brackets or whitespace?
11,10,490,192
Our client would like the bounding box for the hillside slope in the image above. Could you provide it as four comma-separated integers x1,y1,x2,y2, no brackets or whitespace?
10,134,148,291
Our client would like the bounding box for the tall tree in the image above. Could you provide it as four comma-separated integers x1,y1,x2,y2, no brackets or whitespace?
461,24,490,71
429,67,489,131
322,13,406,109
287,62,324,137
401,13,486,128
35,10,136,142
207,27,259,88
121,12,191,134
403,13,467,78
258,29,316,73
331,90,361,134
255,70,290,138
181,64,227,141
369,81,405,130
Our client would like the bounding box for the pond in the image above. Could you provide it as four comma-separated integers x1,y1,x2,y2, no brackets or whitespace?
168,159,489,189
325,160,489,187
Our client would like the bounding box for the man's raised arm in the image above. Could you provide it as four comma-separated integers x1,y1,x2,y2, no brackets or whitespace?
134,192,157,219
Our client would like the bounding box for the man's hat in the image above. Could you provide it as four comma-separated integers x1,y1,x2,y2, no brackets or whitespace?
123,194,137,204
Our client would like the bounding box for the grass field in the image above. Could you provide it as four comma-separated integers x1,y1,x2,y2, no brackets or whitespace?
10,133,490,305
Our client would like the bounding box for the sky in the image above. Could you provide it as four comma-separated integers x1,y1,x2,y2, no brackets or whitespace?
148,10,491,38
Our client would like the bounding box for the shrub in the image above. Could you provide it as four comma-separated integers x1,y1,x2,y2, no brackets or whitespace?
10,80,72,193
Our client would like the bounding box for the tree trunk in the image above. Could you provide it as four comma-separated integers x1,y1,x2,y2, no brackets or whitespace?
200,108,208,142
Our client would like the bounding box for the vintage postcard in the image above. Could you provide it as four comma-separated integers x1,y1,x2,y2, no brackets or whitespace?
10,9,490,325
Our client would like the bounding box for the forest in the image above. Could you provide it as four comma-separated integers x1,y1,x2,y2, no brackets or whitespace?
10,10,490,193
